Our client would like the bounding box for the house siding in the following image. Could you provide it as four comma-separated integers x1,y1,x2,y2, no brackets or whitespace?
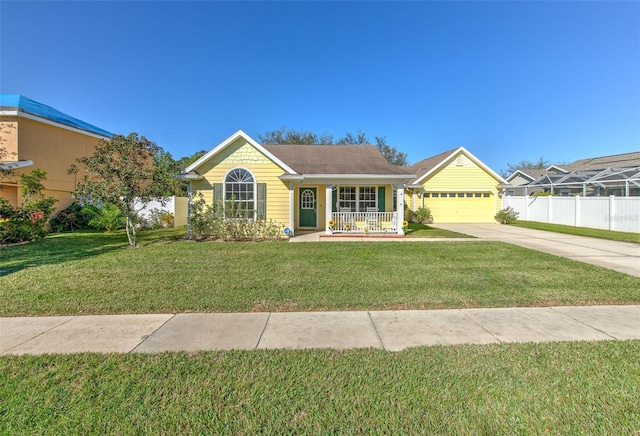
0,117,105,212
409,152,501,223
193,137,291,229
509,174,531,186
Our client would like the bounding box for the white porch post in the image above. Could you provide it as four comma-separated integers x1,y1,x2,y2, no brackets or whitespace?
411,188,416,211
397,185,405,236
187,181,193,238
325,184,333,235
289,184,295,236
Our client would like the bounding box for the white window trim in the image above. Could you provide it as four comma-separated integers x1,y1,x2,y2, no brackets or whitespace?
337,185,378,212
223,167,257,221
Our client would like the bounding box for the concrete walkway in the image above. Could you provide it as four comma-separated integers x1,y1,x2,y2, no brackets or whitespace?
291,224,640,277
2,305,639,355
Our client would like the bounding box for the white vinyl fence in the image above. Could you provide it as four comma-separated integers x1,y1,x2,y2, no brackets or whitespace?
136,196,188,227
502,195,640,233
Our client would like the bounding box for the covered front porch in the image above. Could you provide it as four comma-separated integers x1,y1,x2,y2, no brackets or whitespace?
282,176,411,236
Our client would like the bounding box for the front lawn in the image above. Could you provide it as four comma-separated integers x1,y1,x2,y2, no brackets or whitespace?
512,220,640,244
404,222,471,237
2,340,639,434
1,229,638,316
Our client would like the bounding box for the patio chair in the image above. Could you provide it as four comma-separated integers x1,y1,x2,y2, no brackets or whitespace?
340,207,354,231
366,207,379,231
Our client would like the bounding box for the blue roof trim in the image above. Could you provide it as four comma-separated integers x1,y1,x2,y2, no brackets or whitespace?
0,94,112,137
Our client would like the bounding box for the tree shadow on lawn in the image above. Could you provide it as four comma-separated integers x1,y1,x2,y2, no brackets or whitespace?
0,228,185,276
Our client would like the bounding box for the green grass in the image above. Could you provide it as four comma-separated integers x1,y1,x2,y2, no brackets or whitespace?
404,222,471,238
2,340,639,434
512,220,640,244
1,228,639,316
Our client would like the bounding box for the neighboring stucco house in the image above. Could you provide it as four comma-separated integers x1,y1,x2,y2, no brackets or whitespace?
0,94,112,213
404,147,506,223
179,130,415,236
505,152,640,197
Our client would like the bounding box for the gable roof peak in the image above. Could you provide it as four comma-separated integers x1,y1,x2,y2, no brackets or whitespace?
183,130,296,175
409,146,505,185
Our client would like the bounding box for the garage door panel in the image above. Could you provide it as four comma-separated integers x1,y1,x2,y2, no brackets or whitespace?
424,194,495,223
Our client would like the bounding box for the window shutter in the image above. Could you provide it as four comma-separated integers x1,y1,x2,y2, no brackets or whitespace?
377,186,386,211
257,183,267,219
213,184,223,204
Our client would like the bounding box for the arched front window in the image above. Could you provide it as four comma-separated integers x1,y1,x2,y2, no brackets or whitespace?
224,168,255,219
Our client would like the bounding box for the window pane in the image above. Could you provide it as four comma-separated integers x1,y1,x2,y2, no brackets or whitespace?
339,186,356,211
358,186,376,211
224,168,255,219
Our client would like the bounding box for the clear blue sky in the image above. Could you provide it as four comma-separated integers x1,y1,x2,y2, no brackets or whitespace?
2,1,639,174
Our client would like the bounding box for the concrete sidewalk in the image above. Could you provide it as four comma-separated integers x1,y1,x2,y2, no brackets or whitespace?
2,305,639,355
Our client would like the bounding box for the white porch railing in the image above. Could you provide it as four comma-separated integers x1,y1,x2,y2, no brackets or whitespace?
330,212,398,233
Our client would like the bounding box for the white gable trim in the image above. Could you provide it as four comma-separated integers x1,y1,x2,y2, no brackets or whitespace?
413,146,507,185
184,130,297,174
546,164,569,173
506,169,535,183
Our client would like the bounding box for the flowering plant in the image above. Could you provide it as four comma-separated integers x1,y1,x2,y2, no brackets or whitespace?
402,220,409,227
30,211,44,223
328,219,335,227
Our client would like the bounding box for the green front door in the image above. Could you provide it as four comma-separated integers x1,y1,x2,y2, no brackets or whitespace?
299,188,317,227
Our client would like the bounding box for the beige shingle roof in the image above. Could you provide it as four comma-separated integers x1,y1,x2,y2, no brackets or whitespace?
555,152,640,172
263,144,412,175
405,148,459,184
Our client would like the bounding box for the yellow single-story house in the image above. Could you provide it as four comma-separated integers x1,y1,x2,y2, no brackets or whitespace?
0,94,112,213
404,147,507,223
179,130,416,236
179,130,507,236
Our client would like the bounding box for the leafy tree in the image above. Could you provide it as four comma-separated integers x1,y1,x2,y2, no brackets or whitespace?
176,149,207,170
500,157,551,178
335,129,368,145
0,146,16,188
257,127,334,145
150,149,210,197
153,148,185,197
374,136,408,166
70,132,172,247
257,127,409,166
19,168,47,204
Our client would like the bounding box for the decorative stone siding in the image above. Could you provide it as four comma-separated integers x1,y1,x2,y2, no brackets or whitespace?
213,140,272,166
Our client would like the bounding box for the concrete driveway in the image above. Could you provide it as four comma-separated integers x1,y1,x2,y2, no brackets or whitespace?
433,223,640,277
